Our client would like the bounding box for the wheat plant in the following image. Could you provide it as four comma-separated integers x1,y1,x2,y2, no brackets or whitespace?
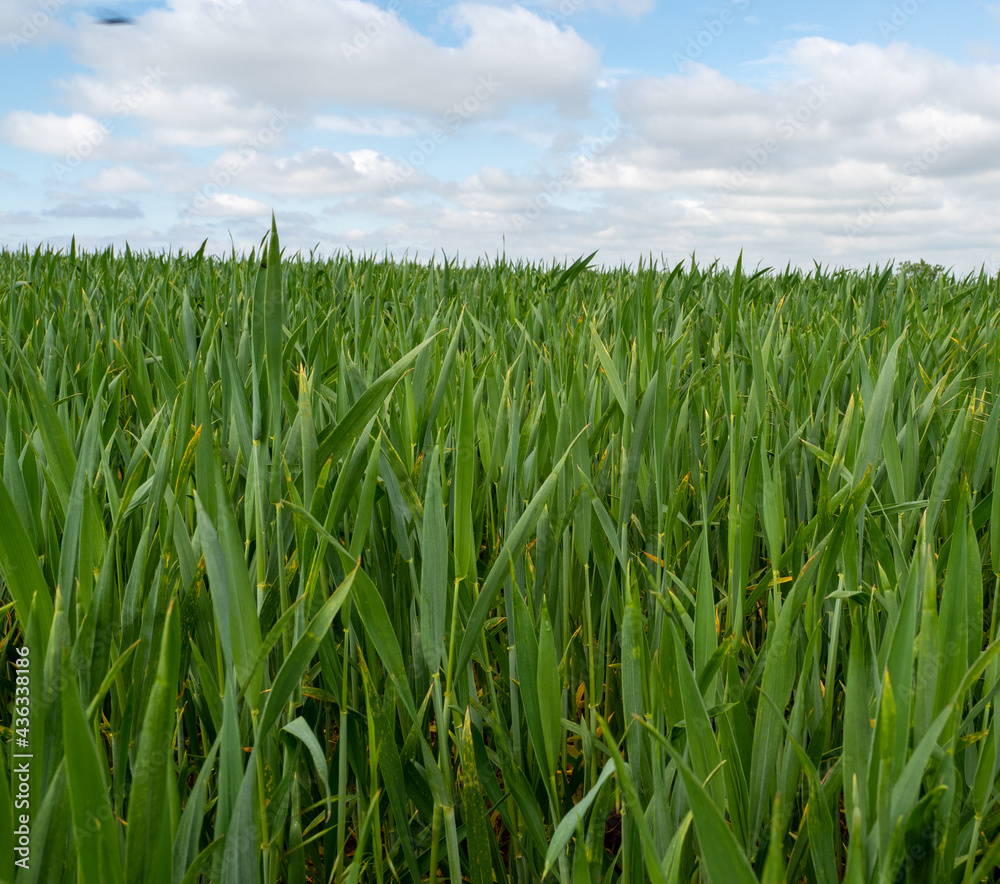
2,221,1000,883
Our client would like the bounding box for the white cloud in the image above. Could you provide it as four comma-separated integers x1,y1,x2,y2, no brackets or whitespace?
179,147,413,204
8,14,1000,272
186,193,270,218
63,0,599,140
44,199,143,218
81,166,154,192
314,114,421,137
1,111,106,154
1,0,79,53
269,39,1000,270
0,110,175,170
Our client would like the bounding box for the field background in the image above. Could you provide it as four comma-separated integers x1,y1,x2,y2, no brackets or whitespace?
2,224,1000,883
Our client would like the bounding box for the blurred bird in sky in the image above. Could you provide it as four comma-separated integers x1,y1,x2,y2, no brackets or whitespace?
94,8,135,25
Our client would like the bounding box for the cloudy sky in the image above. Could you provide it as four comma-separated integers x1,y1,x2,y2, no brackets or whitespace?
2,0,999,270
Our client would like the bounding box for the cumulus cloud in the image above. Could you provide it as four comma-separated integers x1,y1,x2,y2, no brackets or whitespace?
1,0,79,52
4,3,1000,272
64,0,599,136
268,38,1000,270
176,147,413,212
314,114,422,138
44,200,143,218
513,38,1000,266
81,166,154,192
183,193,270,218
0,110,176,171
1,111,106,154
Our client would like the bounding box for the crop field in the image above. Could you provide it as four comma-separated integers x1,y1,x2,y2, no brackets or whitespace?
2,222,1000,883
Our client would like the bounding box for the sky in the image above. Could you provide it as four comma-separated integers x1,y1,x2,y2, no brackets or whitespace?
1,0,999,270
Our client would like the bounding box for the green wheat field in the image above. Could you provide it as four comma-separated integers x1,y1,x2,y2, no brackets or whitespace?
3,221,1000,883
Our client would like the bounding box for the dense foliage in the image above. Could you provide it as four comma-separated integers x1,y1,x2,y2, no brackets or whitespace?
2,224,1000,883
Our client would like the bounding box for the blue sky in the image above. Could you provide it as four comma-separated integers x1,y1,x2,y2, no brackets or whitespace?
1,0,999,269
